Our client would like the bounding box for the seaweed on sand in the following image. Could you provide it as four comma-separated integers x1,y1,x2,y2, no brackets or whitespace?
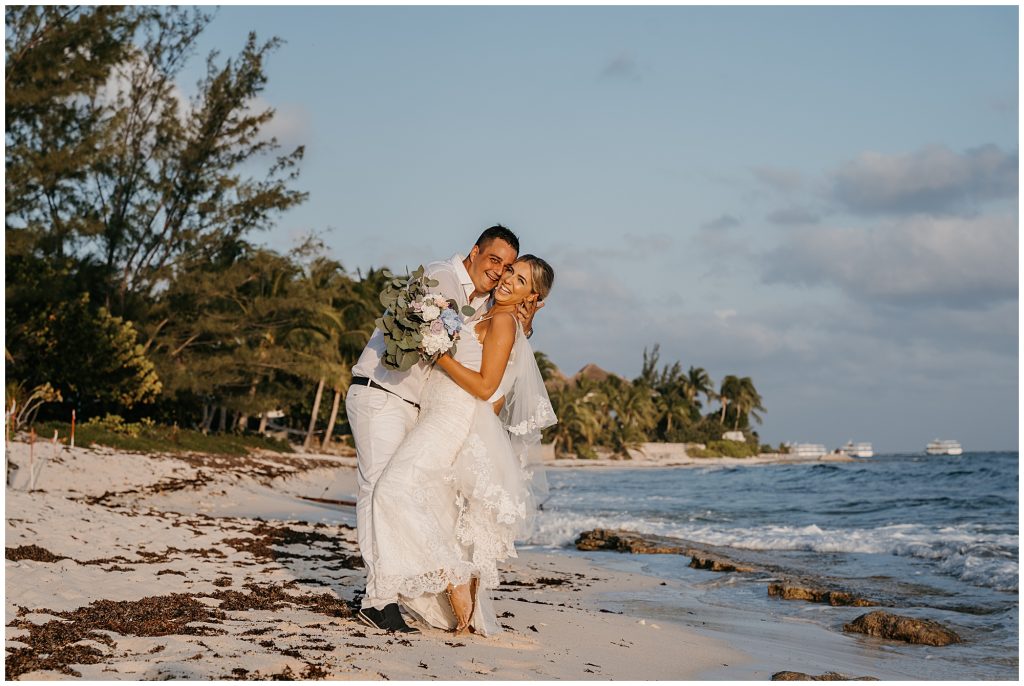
5,594,227,678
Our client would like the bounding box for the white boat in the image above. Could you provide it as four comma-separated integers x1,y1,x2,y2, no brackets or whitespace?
787,443,827,458
841,441,874,458
926,439,963,456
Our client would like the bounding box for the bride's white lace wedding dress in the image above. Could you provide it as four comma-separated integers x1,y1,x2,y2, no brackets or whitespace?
368,317,555,635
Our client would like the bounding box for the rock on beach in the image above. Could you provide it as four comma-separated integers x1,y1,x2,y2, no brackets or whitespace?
768,582,875,607
772,671,878,681
575,529,755,572
843,611,962,646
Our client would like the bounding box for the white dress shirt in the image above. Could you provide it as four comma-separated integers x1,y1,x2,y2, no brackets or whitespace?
350,254,491,405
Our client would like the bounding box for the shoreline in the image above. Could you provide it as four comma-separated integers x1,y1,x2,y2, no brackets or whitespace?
3,441,973,679
542,452,856,469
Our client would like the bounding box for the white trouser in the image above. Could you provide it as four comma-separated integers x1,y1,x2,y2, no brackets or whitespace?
345,384,419,609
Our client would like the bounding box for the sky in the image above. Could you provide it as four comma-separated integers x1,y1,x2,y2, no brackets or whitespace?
184,5,1018,453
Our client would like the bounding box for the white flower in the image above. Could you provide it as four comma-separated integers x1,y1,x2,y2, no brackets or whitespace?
421,304,441,321
421,332,452,356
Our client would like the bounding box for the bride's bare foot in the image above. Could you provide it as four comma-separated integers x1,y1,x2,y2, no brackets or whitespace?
446,582,472,634
468,576,479,634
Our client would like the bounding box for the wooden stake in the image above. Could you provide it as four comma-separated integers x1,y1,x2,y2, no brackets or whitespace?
303,376,326,452
5,399,15,448
70,409,76,448
321,386,342,451
28,428,36,490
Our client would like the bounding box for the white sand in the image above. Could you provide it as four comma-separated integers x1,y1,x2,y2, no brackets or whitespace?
4,439,890,680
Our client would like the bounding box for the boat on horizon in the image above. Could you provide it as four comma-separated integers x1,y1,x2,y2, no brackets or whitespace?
841,441,874,458
926,439,963,456
787,443,827,458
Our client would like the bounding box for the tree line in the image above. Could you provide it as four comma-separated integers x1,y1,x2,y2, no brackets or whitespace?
5,6,766,454
540,346,766,458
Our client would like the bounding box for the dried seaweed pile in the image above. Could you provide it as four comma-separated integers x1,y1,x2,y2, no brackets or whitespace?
6,583,354,679
221,521,361,568
7,594,228,678
157,452,340,482
6,545,68,563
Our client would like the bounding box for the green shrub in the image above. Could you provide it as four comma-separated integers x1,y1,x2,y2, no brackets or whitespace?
690,439,759,458
34,419,291,456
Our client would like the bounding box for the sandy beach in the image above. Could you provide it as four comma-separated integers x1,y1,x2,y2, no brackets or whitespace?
4,440,938,680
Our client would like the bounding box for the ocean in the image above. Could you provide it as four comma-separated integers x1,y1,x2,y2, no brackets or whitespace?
526,452,1019,680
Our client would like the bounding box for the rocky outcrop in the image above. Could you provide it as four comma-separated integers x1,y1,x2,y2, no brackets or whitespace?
575,529,686,555
772,671,878,681
768,582,875,607
575,529,755,572
843,611,962,646
689,555,754,573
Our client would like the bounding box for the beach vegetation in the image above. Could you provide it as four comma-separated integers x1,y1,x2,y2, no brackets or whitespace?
689,439,760,459
543,345,765,458
33,418,291,456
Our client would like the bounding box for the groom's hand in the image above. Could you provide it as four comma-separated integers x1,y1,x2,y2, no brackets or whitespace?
515,299,544,338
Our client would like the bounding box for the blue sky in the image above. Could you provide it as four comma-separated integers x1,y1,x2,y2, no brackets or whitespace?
188,5,1018,452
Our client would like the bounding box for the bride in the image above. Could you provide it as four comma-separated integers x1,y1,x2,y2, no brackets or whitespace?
368,255,556,636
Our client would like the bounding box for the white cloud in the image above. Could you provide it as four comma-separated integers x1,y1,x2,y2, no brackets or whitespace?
831,144,1017,215
253,99,312,151
762,213,1018,308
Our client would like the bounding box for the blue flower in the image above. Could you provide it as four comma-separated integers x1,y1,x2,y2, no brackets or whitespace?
440,308,462,335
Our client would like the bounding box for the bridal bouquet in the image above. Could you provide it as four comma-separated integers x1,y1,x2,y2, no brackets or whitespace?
377,266,476,371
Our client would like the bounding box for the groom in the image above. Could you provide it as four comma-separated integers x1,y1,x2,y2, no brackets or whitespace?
346,225,540,632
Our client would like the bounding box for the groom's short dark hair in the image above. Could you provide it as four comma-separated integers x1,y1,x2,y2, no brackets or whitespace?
475,225,519,254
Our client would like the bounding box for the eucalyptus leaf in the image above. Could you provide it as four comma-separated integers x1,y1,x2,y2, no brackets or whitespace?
461,305,476,317
400,350,418,370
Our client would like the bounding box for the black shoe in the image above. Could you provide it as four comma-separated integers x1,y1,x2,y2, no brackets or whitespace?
356,605,387,630
383,603,420,634
357,603,419,634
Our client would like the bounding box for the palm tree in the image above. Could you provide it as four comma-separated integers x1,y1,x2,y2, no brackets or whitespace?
683,366,714,410
546,381,603,457
718,375,741,424
732,376,766,429
655,385,693,441
605,377,657,456
533,351,560,384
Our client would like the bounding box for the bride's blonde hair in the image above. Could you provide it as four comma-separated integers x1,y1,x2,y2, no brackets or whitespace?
516,255,554,301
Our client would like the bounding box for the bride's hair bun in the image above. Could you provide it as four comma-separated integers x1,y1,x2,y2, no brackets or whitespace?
516,255,554,301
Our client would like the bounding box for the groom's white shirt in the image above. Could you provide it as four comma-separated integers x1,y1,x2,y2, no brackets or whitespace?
351,253,490,404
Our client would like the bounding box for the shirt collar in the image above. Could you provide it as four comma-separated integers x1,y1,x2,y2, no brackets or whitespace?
451,253,476,302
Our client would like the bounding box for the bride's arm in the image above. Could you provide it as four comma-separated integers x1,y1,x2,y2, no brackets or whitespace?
435,313,516,401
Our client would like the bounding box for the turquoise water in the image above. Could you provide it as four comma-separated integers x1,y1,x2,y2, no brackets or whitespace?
528,452,1019,680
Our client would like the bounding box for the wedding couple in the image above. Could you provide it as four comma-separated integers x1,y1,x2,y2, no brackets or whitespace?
346,225,556,636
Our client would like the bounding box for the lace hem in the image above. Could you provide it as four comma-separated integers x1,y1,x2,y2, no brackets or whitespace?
374,561,479,604
507,398,556,436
